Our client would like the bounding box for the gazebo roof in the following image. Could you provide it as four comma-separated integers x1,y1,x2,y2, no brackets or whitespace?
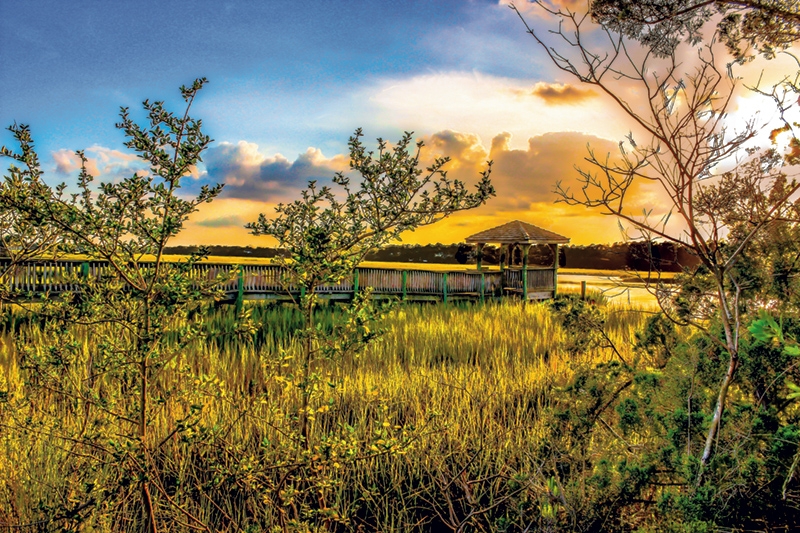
465,220,570,245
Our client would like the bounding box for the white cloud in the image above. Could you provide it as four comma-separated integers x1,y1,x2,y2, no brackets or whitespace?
357,71,632,150
202,141,349,199
51,145,146,180
52,149,85,174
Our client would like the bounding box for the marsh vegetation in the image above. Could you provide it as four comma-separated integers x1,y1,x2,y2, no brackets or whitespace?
2,294,799,531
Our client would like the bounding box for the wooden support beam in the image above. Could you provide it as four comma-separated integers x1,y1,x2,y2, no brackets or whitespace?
522,244,531,302
476,243,485,271
552,244,560,297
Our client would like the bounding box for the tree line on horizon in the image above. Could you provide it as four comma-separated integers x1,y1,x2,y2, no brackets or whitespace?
163,241,701,272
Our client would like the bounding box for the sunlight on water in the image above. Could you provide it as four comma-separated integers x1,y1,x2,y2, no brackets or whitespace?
558,273,661,307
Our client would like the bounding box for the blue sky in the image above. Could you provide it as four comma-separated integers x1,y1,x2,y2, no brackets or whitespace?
3,1,790,245
2,1,538,152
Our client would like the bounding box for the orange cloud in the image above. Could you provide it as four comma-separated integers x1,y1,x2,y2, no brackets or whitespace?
403,130,673,245
528,82,598,105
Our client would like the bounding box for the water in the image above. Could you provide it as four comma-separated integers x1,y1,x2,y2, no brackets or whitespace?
558,272,662,307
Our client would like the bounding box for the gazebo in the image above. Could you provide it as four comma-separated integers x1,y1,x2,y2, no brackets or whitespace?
465,220,570,299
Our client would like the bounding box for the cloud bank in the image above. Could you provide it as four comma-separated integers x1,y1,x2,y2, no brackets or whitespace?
171,129,671,246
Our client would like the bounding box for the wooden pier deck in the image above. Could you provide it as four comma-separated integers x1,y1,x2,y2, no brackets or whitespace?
1,259,559,304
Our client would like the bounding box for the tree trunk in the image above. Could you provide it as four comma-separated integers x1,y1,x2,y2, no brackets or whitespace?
699,277,739,478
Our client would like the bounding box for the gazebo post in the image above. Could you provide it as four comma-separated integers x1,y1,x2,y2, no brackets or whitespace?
499,244,507,272
475,243,485,271
522,244,531,301
552,243,560,297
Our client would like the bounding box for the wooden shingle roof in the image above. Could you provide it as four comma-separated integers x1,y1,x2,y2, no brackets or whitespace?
465,220,569,245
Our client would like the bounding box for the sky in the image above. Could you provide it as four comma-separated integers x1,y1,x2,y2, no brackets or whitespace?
1,0,797,247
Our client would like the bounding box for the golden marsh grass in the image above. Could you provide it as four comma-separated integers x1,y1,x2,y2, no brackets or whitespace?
0,298,653,530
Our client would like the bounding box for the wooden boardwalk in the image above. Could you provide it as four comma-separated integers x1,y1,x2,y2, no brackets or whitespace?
1,259,558,304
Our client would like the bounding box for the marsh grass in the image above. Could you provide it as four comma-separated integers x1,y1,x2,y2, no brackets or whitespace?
0,298,651,531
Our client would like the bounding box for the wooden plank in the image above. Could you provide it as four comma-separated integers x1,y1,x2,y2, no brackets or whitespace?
527,291,553,300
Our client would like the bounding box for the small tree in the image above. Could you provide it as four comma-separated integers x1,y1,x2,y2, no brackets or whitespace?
512,1,799,475
247,128,494,446
0,79,224,531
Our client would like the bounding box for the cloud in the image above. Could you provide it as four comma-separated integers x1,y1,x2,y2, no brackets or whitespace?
405,129,674,245
51,145,145,180
362,72,634,150
527,82,598,105
426,130,490,168
202,141,349,200
53,149,86,174
417,129,633,209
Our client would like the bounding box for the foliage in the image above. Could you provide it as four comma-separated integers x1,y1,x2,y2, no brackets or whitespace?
5,283,798,531
245,129,492,443
589,0,800,59
533,305,800,531
247,129,493,292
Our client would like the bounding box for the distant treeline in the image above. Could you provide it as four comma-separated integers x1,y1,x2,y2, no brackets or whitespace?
165,242,700,272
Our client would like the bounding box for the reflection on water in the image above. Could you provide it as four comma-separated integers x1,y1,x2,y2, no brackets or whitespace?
558,273,661,307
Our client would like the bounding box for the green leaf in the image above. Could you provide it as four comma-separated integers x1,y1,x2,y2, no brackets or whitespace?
786,381,800,400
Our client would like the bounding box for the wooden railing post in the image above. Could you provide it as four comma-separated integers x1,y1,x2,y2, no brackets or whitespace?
81,262,90,280
442,272,448,304
353,268,359,299
235,265,244,313
480,272,485,303
401,270,407,301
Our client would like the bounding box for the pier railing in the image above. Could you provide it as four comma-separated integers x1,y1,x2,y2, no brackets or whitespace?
0,259,557,303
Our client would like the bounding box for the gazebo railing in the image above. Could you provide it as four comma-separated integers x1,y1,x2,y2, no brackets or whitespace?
527,268,555,290
503,267,556,296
